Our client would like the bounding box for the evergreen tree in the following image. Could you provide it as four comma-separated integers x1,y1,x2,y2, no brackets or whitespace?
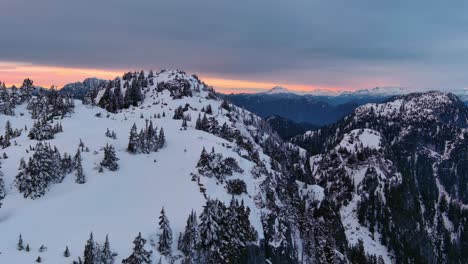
61,152,74,174
205,104,213,115
158,207,173,256
64,246,71,257
36,256,42,263
100,144,119,171
100,235,114,264
198,199,223,263
26,244,30,252
173,106,185,120
179,210,199,263
39,245,47,252
83,233,96,264
5,120,13,137
158,128,165,148
74,149,86,184
128,123,139,153
0,165,6,206
18,234,24,251
122,232,152,264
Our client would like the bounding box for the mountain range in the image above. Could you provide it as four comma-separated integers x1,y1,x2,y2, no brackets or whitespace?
223,86,468,129
0,72,466,263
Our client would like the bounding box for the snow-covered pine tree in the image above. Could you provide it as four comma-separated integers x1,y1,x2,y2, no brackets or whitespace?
122,232,152,264
195,114,202,130
64,246,71,257
127,123,139,153
5,120,13,137
157,207,173,256
15,143,62,199
50,145,65,183
39,244,47,252
179,210,199,263
74,149,86,184
79,139,85,152
0,164,6,207
105,128,111,138
124,79,143,107
196,147,210,172
100,235,114,264
17,234,24,251
83,233,96,264
198,199,224,263
100,144,119,171
158,128,165,148
61,152,74,174
173,106,184,120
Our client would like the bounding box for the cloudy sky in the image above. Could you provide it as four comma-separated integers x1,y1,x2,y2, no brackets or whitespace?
1,0,468,93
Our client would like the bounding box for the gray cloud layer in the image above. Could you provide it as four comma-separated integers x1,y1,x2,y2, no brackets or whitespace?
1,0,468,89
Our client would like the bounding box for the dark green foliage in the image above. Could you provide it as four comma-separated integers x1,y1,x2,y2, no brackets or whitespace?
100,144,119,171
122,232,152,264
226,179,247,195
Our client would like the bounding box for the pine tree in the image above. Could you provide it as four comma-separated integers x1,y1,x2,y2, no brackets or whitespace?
173,106,184,120
26,244,30,252
205,104,213,115
128,123,139,153
196,147,211,170
100,144,119,171
179,210,199,262
122,232,152,264
158,128,165,148
0,165,6,206
100,235,113,264
158,207,173,256
83,233,96,264
220,100,230,111
5,120,13,137
79,139,85,152
74,149,86,184
18,234,24,251
36,256,42,263
198,200,223,263
64,246,71,257
39,245,46,252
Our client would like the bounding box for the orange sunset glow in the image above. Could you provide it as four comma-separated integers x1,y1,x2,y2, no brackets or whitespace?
0,61,344,93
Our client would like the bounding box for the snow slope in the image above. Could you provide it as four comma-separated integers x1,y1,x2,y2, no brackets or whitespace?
0,78,269,263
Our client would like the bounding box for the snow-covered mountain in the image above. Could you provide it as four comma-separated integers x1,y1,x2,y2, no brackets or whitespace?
264,86,292,94
0,70,338,264
0,72,467,263
293,91,468,263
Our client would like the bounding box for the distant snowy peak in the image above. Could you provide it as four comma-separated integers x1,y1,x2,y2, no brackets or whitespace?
353,91,468,126
265,86,292,94
305,89,341,96
343,86,408,97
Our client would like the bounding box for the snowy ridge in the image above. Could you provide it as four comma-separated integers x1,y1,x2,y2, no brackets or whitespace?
264,86,292,94
0,70,311,263
353,91,467,125
309,128,403,263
